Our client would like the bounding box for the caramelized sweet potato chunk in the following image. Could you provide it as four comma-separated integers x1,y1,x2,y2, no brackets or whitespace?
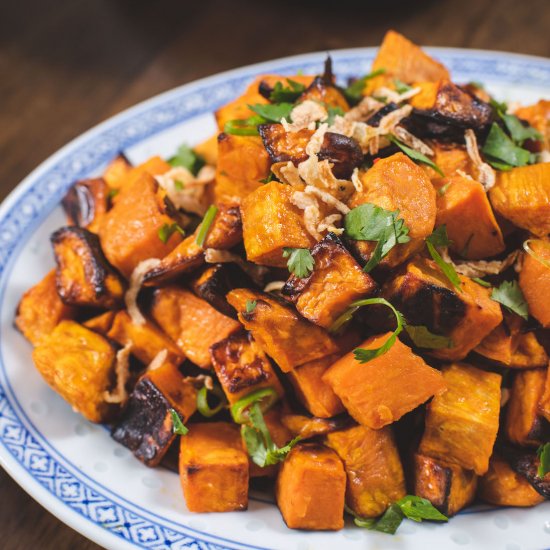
326,425,406,518
478,455,545,507
323,333,446,429
83,310,116,336
15,269,75,346
539,368,550,423
52,226,125,309
413,453,477,516
180,422,249,512
519,238,550,328
62,178,109,233
281,414,351,440
423,143,474,183
489,163,550,237
297,76,350,112
383,257,503,360
210,331,284,405
111,156,171,195
276,443,346,530
112,362,197,466
102,154,132,189
282,233,377,329
348,153,436,268
241,182,315,267
505,368,550,447
419,364,501,475
151,287,240,368
32,320,117,422
227,289,338,372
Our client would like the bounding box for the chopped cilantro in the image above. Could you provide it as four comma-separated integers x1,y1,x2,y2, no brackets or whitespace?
248,102,294,122
537,443,550,478
245,299,257,313
158,222,185,244
343,68,386,104
282,248,315,278
388,135,444,176
404,325,453,349
224,115,266,136
426,226,462,291
169,408,189,436
269,79,306,103
168,144,205,176
482,123,534,170
394,78,412,94
491,280,529,320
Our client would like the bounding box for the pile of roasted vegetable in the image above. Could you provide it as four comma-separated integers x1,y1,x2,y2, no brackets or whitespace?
16,30,550,533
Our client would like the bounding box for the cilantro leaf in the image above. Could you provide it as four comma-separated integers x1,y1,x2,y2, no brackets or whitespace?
343,68,386,104
259,171,275,184
269,79,306,103
224,115,266,136
344,203,410,273
482,123,533,170
397,496,448,523
283,248,315,278
248,102,294,122
426,225,452,248
158,223,185,244
388,135,444,176
537,443,550,478
404,325,453,349
169,408,189,436
325,105,345,125
491,280,529,320
372,504,404,534
168,144,205,176
245,299,257,313
501,113,542,144
394,78,412,94
426,226,462,291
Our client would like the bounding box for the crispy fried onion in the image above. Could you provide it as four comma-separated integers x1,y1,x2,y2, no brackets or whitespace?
103,342,132,404
184,374,214,390
263,280,286,293
343,97,385,123
146,349,168,372
281,100,328,132
126,258,161,325
373,86,421,104
351,167,363,193
155,165,215,216
440,248,520,278
204,248,269,286
392,125,434,156
464,129,495,191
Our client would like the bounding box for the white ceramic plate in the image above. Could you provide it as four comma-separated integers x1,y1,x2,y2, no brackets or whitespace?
1,47,550,550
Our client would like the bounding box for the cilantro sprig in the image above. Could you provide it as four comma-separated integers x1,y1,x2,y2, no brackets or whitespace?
245,299,257,314
248,103,294,122
169,409,189,436
482,123,535,171
269,79,306,103
224,103,294,136
344,203,410,273
537,443,550,478
168,144,205,176
388,135,444,176
403,325,453,349
158,222,185,244
491,280,529,320
283,248,315,278
343,68,386,104
425,226,462,291
394,78,413,94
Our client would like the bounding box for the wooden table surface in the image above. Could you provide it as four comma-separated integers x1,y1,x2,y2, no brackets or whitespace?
1,0,549,548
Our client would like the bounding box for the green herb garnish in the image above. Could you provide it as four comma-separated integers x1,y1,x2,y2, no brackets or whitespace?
169,408,189,436
158,222,185,244
404,325,453,349
491,280,529,320
224,115,266,136
259,171,275,184
269,79,306,103
195,205,219,247
196,385,227,418
174,179,184,191
426,226,462,291
388,135,444,176
394,78,412,94
437,181,452,196
482,123,534,170
107,188,119,200
248,102,294,122
472,277,491,288
325,105,345,125
537,443,550,478
168,144,205,176
343,68,386,104
282,248,315,278
245,299,257,313
230,387,279,424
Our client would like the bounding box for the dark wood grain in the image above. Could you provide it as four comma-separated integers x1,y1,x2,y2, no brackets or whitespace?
1,0,549,547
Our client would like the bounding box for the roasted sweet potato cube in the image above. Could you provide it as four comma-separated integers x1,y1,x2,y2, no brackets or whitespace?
282,233,377,329
348,154,436,268
519,238,550,328
281,414,351,440
62,178,110,233
241,182,315,267
423,143,474,183
180,422,249,512
383,257,503,360
99,173,183,278
505,368,550,447
478,454,545,507
323,333,446,429
102,154,132,189
107,310,184,366
32,320,117,422
151,287,240,368
326,425,406,518
210,331,284,405
83,310,116,336
276,443,346,530
435,175,504,260
419,364,501,475
226,289,338,372
539,368,550,423
51,226,125,309
413,453,477,516
287,354,344,418
15,269,76,346
298,76,350,112
112,361,197,466
215,134,270,202
489,163,550,237
193,134,218,166
112,155,171,195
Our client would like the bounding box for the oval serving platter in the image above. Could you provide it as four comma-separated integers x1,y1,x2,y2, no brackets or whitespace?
1,47,550,550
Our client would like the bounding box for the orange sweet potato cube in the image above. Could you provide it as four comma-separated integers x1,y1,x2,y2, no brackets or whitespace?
226,288,339,372
180,422,249,512
112,155,171,193
419,364,501,475
326,425,405,518
102,154,132,189
514,100,550,150
323,333,446,429
276,443,346,530
83,311,116,336
240,182,315,267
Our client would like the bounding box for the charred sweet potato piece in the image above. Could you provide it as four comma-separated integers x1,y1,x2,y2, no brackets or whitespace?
435,175,504,260
210,331,284,405
180,422,249,512
215,134,270,202
505,368,550,447
519,238,550,328
419,364,501,475
281,414,351,440
151,287,240,368
32,320,117,422
241,182,315,267
99,173,183,278
478,455,545,507
112,361,197,466
276,443,346,530
227,288,338,372
83,310,116,336
102,154,132,189
413,453,477,516
383,257,503,361
489,163,550,237
348,153,436,268
52,227,125,309
324,333,446,429
297,76,350,112
62,178,109,232
198,202,243,249
107,310,184,367
282,233,377,329
15,269,76,346
287,355,344,418
514,100,550,151
326,425,406,518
